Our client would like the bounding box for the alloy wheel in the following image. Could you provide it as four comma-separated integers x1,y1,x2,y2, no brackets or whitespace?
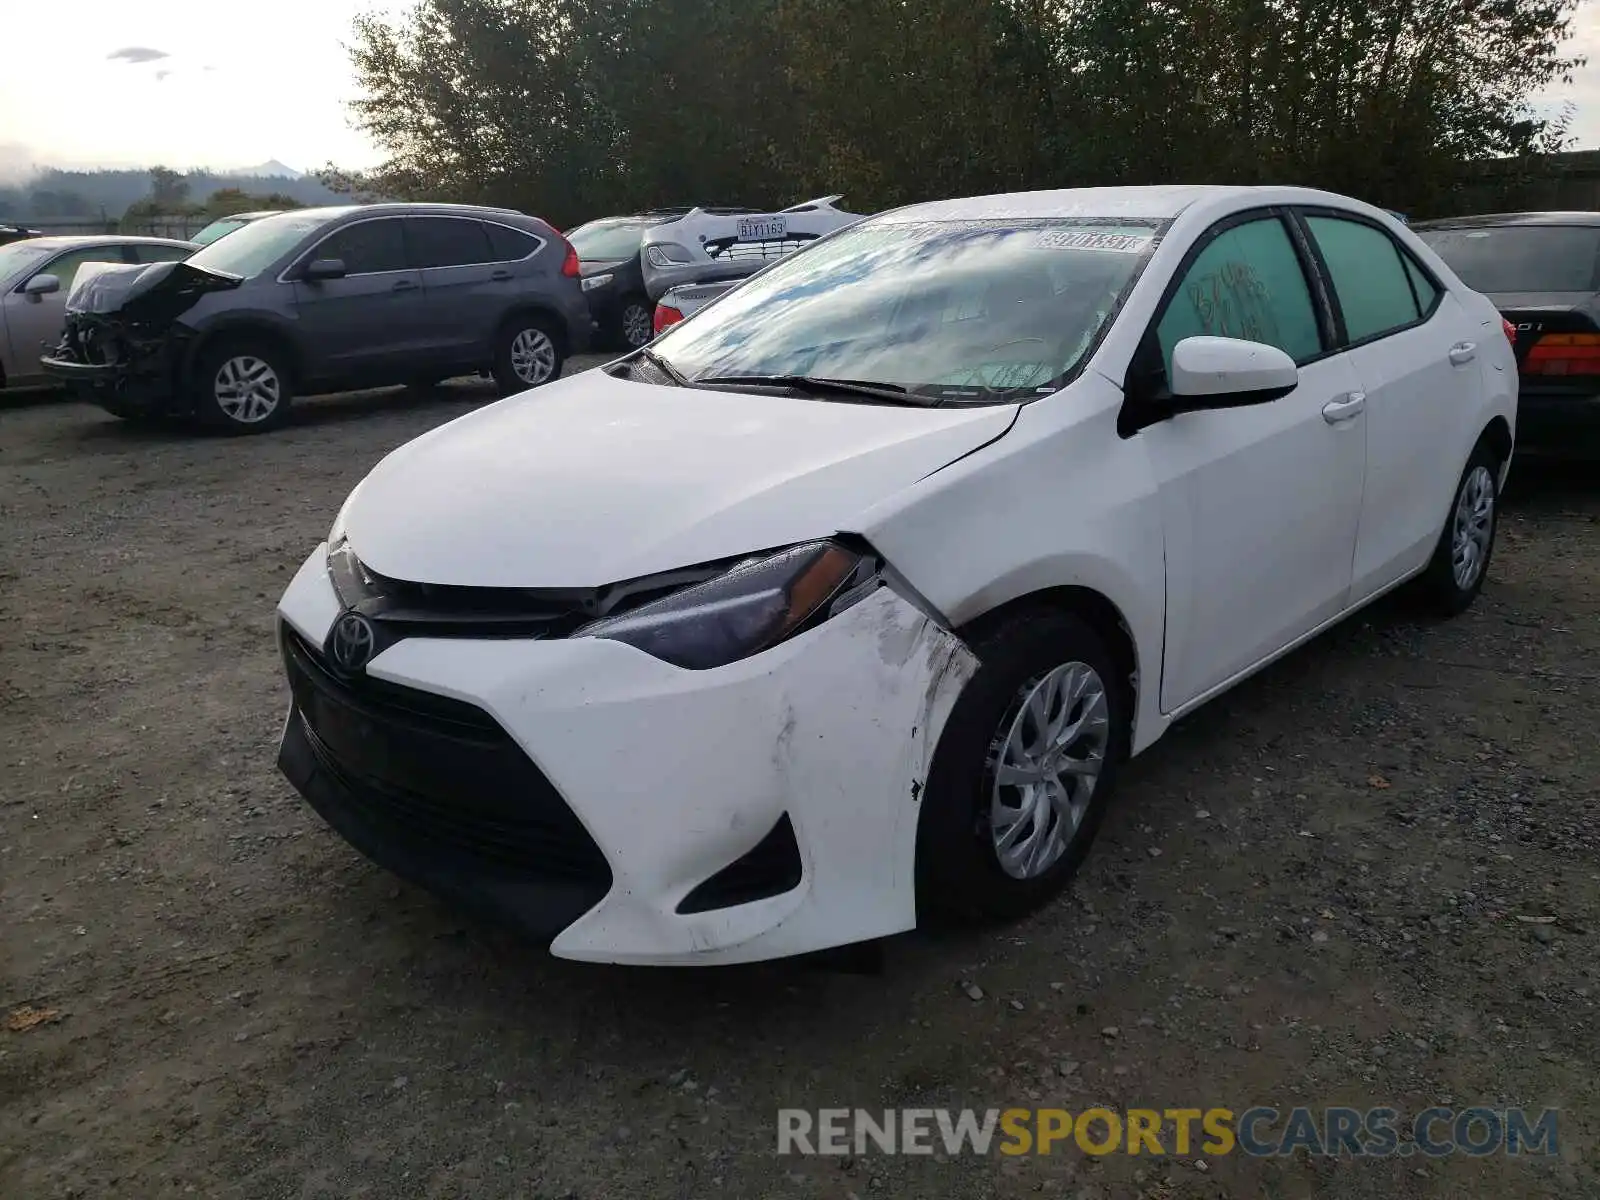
214,356,281,424
509,328,556,385
987,660,1111,880
622,303,653,348
1450,464,1495,591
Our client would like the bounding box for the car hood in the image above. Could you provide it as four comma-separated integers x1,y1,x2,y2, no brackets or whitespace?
65,259,241,321
341,371,1018,588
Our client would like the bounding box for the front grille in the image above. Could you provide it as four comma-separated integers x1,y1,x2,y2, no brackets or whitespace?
281,623,612,886
703,234,820,263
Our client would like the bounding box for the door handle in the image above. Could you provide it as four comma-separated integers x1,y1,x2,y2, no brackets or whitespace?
391,279,418,292
1449,341,1477,365
490,269,512,281
1322,392,1366,424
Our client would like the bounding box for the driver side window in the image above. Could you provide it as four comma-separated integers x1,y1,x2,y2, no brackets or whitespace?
1157,216,1322,378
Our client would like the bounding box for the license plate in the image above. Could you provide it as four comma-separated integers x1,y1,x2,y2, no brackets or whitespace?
736,216,787,242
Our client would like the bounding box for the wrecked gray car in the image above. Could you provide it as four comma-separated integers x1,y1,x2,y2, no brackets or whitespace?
41,203,592,433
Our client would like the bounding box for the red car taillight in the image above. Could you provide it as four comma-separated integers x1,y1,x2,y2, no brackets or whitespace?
653,303,684,335
1522,332,1600,376
559,237,579,277
1501,317,1516,343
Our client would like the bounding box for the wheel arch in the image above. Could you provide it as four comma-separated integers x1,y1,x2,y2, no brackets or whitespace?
187,319,307,388
497,303,570,357
1480,414,1513,467
956,585,1142,754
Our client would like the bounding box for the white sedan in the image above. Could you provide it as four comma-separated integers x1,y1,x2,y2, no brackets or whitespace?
275,185,1515,965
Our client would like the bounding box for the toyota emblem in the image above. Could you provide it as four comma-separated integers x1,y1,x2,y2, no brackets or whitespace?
328,611,377,672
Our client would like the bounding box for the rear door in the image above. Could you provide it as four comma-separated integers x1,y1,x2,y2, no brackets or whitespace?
405,216,518,367
290,217,429,381
1296,210,1486,600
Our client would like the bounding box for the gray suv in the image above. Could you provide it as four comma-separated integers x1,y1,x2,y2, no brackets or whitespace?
41,203,591,433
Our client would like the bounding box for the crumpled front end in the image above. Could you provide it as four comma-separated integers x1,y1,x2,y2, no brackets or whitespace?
40,260,239,415
275,541,981,965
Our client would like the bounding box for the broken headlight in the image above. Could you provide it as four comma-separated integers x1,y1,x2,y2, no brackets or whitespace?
576,540,881,670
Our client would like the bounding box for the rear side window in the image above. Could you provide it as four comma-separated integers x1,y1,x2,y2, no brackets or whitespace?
484,222,541,262
1157,216,1323,373
1403,256,1440,312
1415,224,1600,293
1305,216,1420,343
407,217,495,269
316,219,407,275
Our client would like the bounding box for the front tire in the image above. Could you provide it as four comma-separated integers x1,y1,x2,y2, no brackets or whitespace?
492,315,564,395
194,340,293,433
1414,441,1500,617
916,610,1131,923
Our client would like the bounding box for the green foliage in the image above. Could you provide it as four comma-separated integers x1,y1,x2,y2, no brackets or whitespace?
336,0,1584,222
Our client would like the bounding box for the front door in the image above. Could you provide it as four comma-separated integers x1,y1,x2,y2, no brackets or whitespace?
1139,211,1369,710
290,217,428,383
1,244,127,385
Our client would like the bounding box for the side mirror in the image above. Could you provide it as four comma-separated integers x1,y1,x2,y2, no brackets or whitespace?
22,273,60,298
302,258,347,282
1169,336,1298,411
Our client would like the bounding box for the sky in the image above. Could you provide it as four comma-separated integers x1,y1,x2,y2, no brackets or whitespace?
3,0,1600,181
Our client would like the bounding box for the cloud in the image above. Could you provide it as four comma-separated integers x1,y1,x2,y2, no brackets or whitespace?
155,69,174,82
107,47,171,64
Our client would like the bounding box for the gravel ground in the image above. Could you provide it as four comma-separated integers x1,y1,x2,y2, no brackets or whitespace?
1,368,1597,1200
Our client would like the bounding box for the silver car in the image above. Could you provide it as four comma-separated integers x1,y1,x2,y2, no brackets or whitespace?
0,235,196,390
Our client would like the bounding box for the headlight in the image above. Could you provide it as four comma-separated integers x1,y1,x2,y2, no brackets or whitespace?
576,541,879,670
645,243,692,267
580,273,613,292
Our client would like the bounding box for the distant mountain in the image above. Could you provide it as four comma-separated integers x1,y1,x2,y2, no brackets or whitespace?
0,166,346,221
239,159,305,180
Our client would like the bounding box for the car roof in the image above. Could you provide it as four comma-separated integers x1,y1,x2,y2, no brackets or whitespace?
209,210,281,221
255,202,532,226
876,184,1373,223
1411,211,1600,230
8,234,196,249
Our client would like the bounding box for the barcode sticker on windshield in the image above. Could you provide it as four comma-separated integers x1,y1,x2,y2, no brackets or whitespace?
1036,230,1152,253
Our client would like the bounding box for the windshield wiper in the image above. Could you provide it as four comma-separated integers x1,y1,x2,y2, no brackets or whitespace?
692,374,939,406
638,346,691,387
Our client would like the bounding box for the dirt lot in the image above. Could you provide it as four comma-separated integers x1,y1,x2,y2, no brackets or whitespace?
2,369,1597,1200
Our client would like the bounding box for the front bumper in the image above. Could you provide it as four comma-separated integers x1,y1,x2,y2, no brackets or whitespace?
275,543,978,965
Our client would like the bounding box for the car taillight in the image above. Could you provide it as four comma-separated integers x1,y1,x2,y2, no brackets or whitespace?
559,238,579,277
1522,332,1600,376
1501,317,1516,343
653,303,684,335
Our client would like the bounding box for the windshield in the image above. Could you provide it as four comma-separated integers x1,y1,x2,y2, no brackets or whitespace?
190,217,252,247
0,242,52,285
1416,224,1600,293
568,217,658,260
186,212,327,278
649,217,1162,403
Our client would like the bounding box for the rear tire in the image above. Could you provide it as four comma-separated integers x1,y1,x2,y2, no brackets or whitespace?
193,339,293,434
617,296,654,350
492,315,564,396
916,609,1131,923
1413,441,1501,617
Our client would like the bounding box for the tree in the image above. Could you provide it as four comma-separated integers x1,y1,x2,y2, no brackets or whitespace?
332,0,1585,222
148,166,190,209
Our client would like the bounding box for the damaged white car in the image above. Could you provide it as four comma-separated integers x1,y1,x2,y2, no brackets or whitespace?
639,194,864,300
276,185,1515,966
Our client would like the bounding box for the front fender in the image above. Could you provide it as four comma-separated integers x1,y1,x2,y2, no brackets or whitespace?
854,378,1170,754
